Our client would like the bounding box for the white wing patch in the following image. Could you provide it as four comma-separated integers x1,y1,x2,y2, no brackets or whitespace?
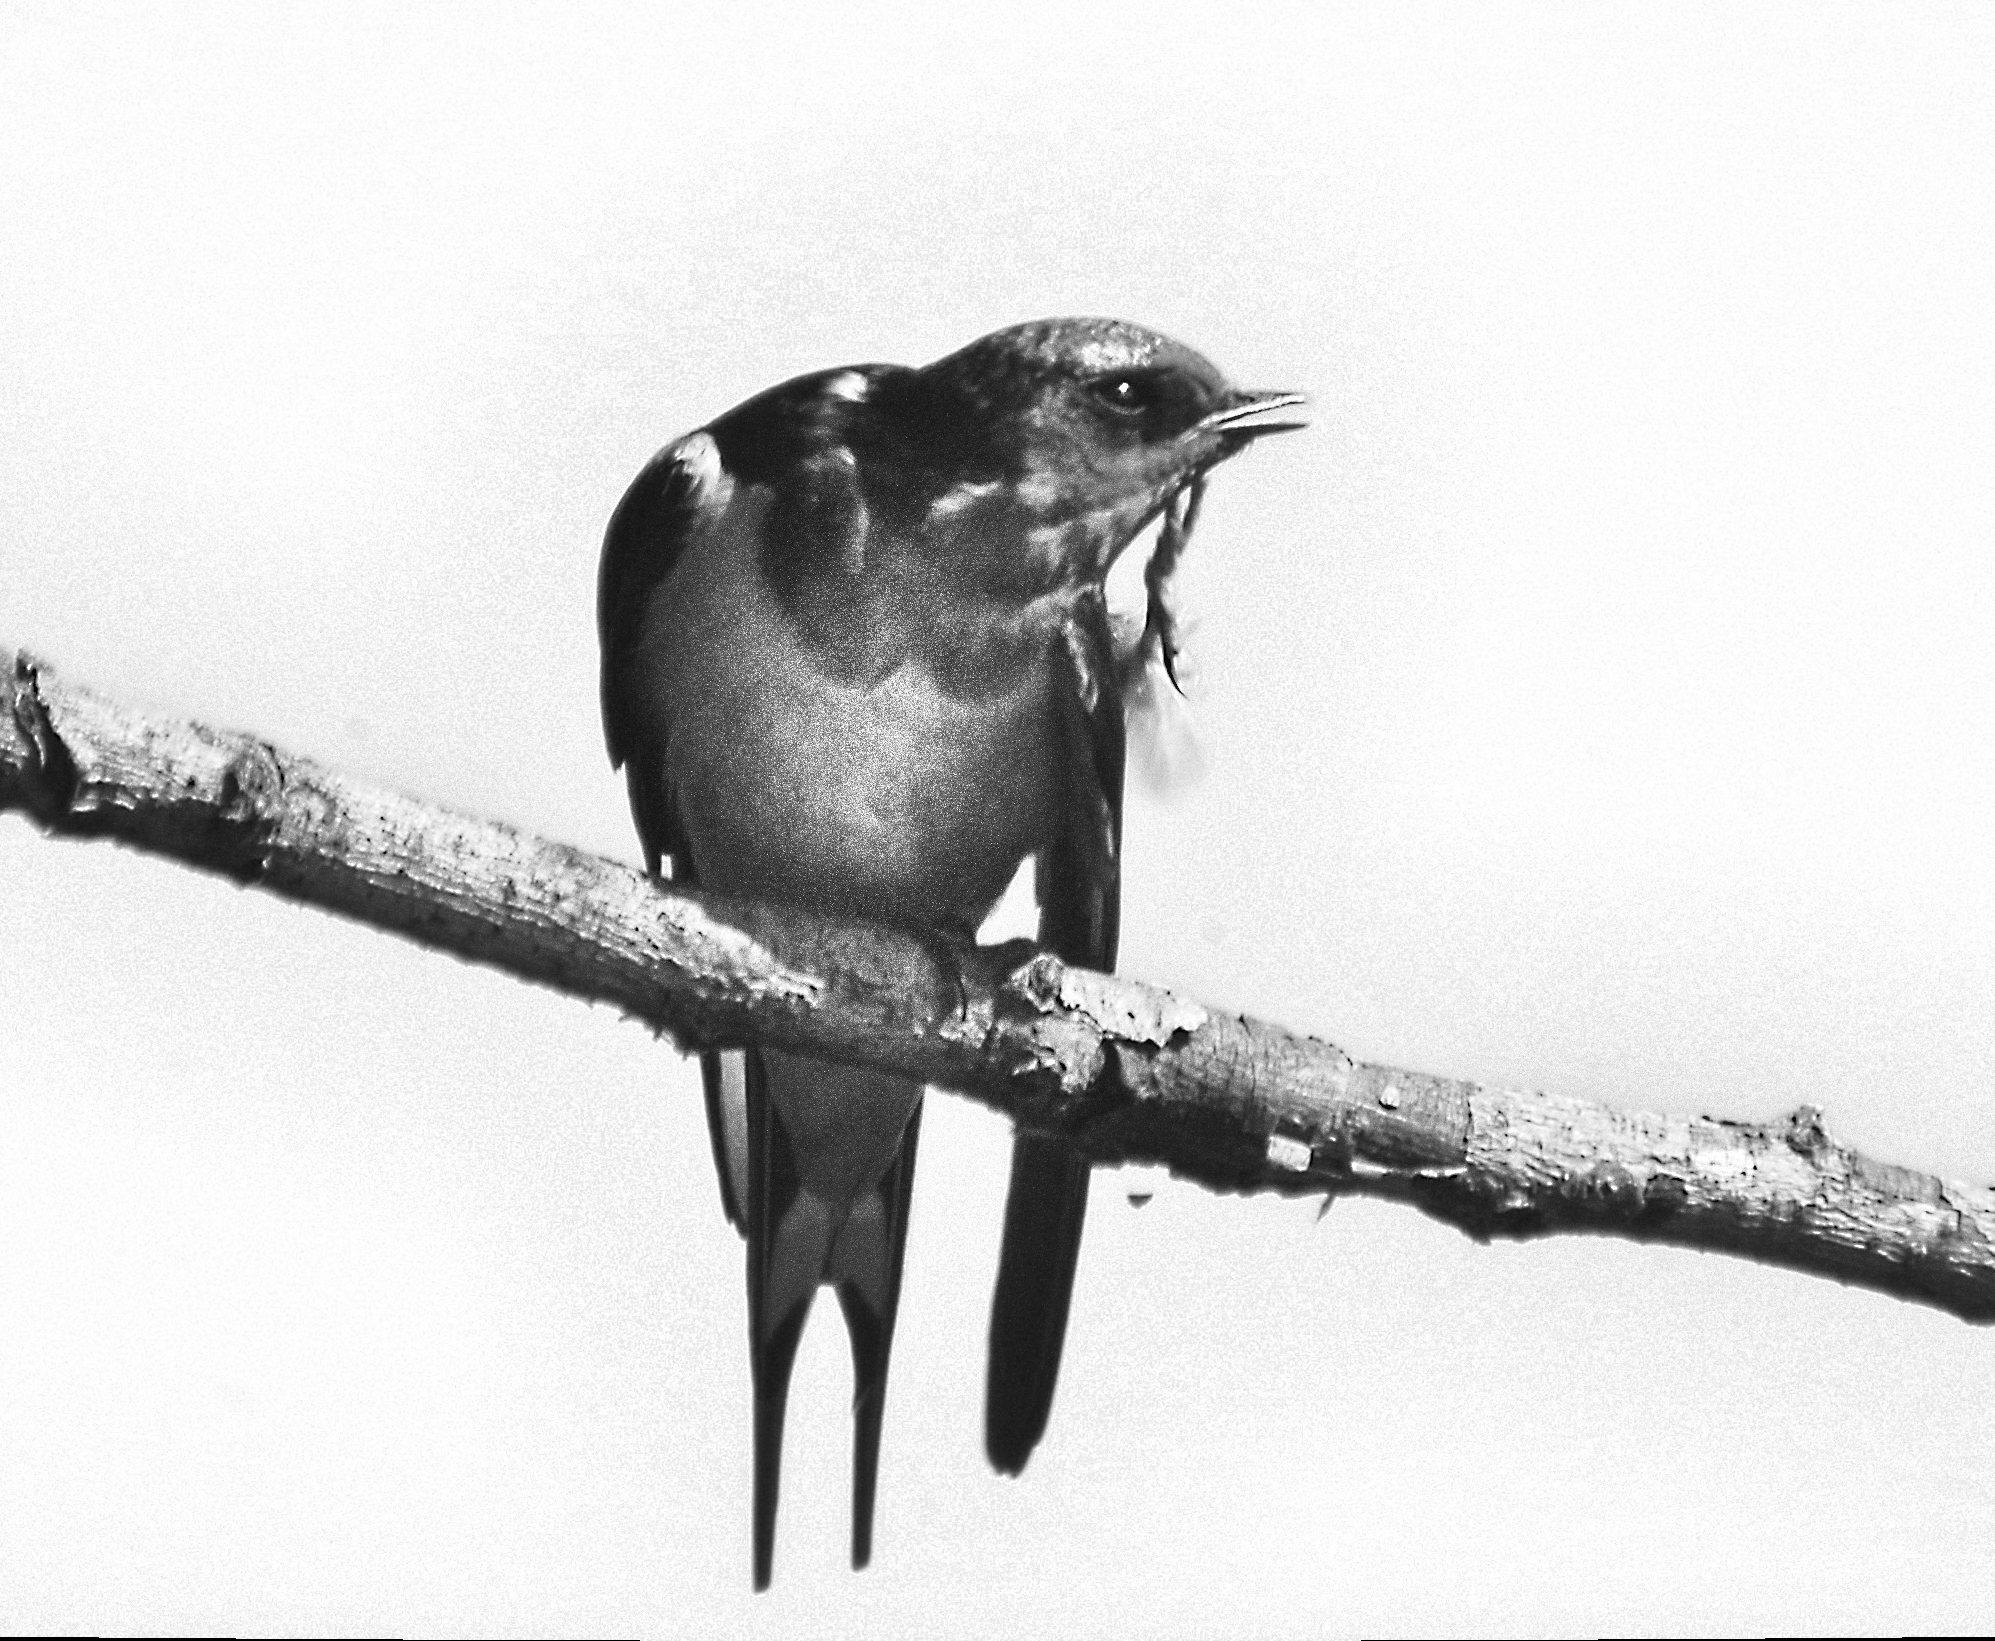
670,430,735,512
826,446,871,572
823,370,871,403
926,478,1003,520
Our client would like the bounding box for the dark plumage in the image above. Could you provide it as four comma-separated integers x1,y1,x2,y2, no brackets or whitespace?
597,317,1303,1588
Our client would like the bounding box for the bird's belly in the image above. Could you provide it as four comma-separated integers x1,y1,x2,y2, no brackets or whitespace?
679,657,1054,930
649,514,1058,932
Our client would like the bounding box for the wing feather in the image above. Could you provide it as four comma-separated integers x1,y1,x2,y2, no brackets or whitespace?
598,430,750,1226
986,589,1126,1474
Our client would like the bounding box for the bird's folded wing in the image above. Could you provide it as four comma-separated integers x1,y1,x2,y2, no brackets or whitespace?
597,430,753,1227
986,589,1126,1474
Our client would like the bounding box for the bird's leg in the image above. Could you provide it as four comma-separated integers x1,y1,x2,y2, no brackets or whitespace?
910,923,976,1023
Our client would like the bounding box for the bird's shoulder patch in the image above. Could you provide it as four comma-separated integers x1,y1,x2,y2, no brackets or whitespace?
821,370,872,404
703,371,903,675
708,363,902,485
666,429,734,509
754,439,878,656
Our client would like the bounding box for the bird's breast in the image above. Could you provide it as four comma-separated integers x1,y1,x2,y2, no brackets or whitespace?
634,483,1064,933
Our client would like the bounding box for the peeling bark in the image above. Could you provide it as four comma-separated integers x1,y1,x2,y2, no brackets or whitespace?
6,649,1993,1323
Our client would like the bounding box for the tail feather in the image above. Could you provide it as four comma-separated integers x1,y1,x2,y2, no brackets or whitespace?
744,1050,809,1592
750,1298,812,1592
701,1050,749,1230
740,1049,924,1587
836,1101,922,1570
984,1131,1091,1475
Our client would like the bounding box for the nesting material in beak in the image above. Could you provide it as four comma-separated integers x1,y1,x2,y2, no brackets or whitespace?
1131,477,1206,695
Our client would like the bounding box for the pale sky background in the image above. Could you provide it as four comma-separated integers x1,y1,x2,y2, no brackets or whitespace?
4,3,1994,1635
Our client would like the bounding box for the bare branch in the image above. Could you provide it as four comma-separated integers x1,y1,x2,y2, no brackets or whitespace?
7,648,1993,1324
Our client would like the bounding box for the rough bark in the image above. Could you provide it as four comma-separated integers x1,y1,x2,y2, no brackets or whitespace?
6,649,1993,1324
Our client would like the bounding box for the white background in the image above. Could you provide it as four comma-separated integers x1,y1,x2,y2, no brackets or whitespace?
4,3,1993,1635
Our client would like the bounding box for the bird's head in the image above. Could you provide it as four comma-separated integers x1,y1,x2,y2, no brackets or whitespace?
909,317,1307,587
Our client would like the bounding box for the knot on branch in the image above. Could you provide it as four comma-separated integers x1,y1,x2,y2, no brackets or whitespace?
210,739,286,884
4,653,80,820
219,742,283,817
1559,1160,1647,1220
1009,952,1209,1051
1783,1104,1833,1160
997,951,1211,1141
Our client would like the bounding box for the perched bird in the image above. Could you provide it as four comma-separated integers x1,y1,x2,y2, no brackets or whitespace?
597,317,1303,1588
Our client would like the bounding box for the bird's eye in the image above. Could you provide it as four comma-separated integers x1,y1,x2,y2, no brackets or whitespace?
1089,375,1154,416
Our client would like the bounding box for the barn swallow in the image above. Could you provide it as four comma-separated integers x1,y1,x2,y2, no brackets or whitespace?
597,317,1304,1588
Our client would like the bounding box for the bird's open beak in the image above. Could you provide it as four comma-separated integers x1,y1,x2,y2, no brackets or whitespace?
1198,389,1311,446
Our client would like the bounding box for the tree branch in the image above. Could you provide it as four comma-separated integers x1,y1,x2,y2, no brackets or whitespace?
7,648,1993,1323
